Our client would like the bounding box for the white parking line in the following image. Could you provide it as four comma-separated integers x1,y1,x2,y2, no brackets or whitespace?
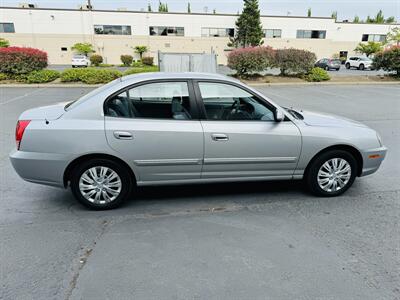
0,88,47,106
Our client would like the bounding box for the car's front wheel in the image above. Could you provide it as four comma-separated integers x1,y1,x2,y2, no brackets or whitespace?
70,158,133,210
306,150,357,197
345,63,351,69
359,64,365,70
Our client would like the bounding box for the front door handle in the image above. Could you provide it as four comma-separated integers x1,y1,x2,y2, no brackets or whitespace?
113,131,133,140
211,133,229,141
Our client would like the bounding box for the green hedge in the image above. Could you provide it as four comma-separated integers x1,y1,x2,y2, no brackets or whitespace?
0,72,8,81
26,70,60,83
123,66,159,76
61,68,122,84
305,67,330,82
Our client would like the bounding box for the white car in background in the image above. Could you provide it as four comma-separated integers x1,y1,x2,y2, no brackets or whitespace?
71,55,90,68
345,56,374,70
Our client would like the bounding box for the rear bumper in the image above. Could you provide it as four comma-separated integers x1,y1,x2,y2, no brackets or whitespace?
360,146,387,177
9,149,71,188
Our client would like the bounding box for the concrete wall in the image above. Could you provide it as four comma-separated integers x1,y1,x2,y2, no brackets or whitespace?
0,7,397,65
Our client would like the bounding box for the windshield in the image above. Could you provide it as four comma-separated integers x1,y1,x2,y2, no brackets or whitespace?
284,107,304,120
73,55,86,59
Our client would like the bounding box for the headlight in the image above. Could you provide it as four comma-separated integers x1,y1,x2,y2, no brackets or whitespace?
376,132,383,146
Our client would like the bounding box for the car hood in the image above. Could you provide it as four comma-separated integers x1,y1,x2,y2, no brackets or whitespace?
19,102,67,120
300,110,368,128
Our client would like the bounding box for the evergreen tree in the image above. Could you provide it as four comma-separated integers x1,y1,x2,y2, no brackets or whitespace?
331,11,337,20
158,1,168,12
187,2,191,13
229,0,264,48
148,3,152,12
307,8,311,17
353,15,360,23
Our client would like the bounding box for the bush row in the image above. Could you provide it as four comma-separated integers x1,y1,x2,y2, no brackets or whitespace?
373,45,400,76
0,70,60,83
228,47,317,77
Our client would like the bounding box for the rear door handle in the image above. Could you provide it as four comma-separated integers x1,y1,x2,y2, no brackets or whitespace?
211,133,229,141
113,131,133,140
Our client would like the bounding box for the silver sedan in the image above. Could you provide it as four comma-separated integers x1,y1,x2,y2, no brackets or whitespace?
10,73,387,209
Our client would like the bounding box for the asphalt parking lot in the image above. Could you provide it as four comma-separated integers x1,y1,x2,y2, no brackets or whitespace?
1,84,399,299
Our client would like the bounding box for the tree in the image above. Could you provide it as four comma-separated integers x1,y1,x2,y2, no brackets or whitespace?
158,1,168,12
307,8,311,17
353,16,360,23
354,41,383,57
385,16,396,24
229,0,264,48
386,27,400,46
374,10,385,23
71,43,94,56
147,3,152,12
134,45,148,60
213,9,216,14
331,11,337,20
0,38,10,48
187,2,191,13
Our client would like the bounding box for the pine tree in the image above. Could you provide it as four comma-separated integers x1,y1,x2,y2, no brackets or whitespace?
307,8,311,17
353,15,360,23
229,0,264,48
331,11,337,20
187,2,191,13
148,3,152,12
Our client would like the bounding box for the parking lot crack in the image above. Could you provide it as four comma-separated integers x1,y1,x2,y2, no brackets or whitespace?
64,219,111,300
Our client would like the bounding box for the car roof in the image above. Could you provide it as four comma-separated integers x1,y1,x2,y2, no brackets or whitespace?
121,72,238,83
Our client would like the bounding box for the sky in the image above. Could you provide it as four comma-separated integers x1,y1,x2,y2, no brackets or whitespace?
1,0,399,21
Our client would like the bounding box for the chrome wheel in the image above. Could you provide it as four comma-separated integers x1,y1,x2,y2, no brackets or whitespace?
317,158,351,192
79,166,122,204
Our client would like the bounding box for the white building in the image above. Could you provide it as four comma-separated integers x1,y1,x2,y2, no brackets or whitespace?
0,6,397,65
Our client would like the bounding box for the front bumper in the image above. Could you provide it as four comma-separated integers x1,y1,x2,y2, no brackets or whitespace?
9,149,71,187
360,146,387,176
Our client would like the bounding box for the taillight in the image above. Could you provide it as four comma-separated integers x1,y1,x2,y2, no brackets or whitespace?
15,120,31,150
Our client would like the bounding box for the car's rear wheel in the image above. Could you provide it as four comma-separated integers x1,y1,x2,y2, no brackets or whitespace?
306,150,357,197
345,63,350,69
359,64,365,70
70,158,133,210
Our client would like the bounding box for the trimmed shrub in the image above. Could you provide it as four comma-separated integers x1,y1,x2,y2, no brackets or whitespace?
120,55,133,66
305,67,330,82
0,72,8,81
0,38,10,48
26,70,60,83
90,54,103,66
227,46,275,76
61,68,122,84
373,45,400,76
123,66,159,76
0,47,48,74
274,48,317,76
141,56,154,66
60,68,87,82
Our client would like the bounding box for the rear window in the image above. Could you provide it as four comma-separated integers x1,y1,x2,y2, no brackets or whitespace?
73,55,86,59
331,59,341,63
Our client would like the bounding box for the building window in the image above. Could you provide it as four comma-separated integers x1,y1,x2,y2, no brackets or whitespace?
296,30,326,39
149,26,184,36
361,34,386,42
61,47,68,51
94,25,131,35
201,28,234,37
0,23,15,33
264,29,282,38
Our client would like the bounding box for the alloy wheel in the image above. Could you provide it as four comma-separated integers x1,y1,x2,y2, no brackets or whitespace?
79,166,122,204
317,158,352,192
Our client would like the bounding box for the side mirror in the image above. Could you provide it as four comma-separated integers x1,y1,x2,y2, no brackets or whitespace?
274,109,285,122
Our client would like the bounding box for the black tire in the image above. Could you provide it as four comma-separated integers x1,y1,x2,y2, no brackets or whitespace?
336,68,340,71
70,158,133,210
305,150,357,197
359,64,365,70
345,63,350,69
